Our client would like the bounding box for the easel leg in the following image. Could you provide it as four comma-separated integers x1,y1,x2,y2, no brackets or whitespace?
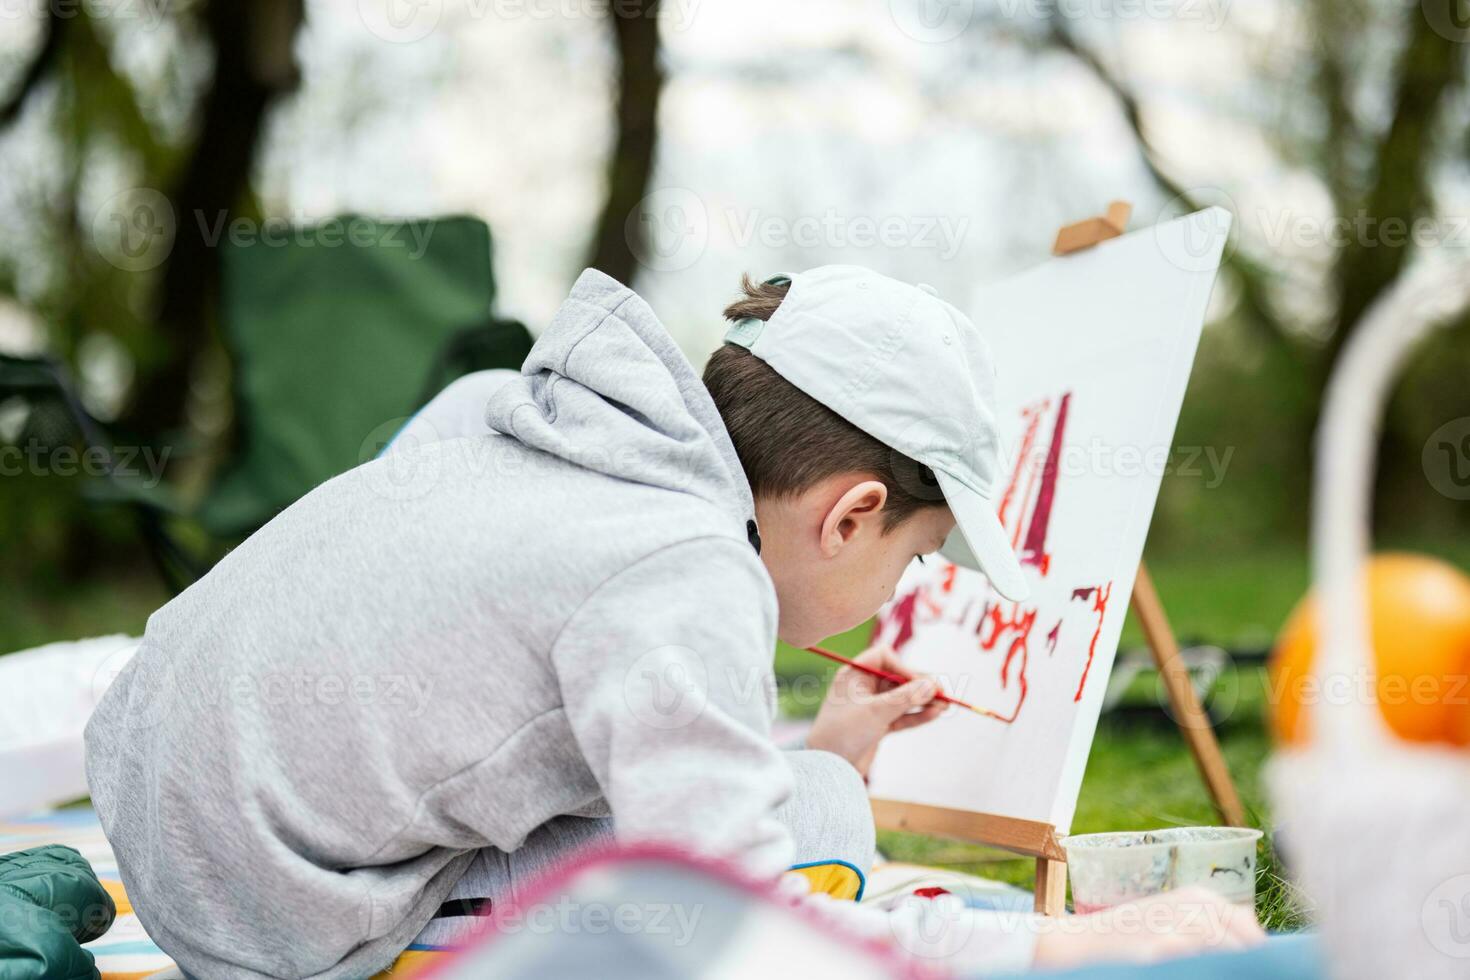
1131,562,1248,827
1034,858,1067,915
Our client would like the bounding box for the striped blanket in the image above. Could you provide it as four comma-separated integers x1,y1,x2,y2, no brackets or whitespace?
0,808,448,980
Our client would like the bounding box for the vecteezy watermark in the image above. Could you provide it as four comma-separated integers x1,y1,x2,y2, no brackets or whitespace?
1152,189,1237,273
357,0,443,43
0,0,172,30
887,877,983,957
628,187,710,273
192,212,438,259
1265,664,1470,713
88,193,440,272
0,439,171,487
358,416,442,503
89,648,435,729
206,669,434,717
494,896,704,944
91,187,176,273
617,647,992,726
778,665,981,715
357,414,706,504
355,0,701,44
994,0,1231,30
622,646,711,730
0,896,117,940
1422,873,1470,959
1154,645,1238,729
1422,0,1470,44
888,0,1229,43
625,188,974,273
724,208,971,262
1423,417,1470,500
90,641,172,731
888,0,976,43
888,885,1252,959
1019,438,1235,488
1255,209,1470,251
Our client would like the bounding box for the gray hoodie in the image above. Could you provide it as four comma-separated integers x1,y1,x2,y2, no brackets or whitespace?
84,270,796,979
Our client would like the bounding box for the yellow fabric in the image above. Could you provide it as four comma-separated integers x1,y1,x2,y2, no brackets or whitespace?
788,862,863,901
93,876,450,980
99,878,132,916
371,948,449,978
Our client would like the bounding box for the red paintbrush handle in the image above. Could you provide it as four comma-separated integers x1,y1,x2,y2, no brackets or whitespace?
804,645,977,712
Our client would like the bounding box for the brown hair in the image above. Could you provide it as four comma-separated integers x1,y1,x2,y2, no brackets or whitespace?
703,274,946,530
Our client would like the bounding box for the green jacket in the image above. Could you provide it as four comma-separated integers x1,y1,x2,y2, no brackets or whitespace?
0,845,116,980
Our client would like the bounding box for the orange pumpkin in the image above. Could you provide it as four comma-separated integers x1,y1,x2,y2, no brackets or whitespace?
1270,553,1470,747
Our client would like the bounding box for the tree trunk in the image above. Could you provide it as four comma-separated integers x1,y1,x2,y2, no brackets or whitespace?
121,0,303,445
1321,3,1465,374
586,0,664,286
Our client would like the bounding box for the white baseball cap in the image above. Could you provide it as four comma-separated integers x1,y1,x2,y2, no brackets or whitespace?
724,265,1029,602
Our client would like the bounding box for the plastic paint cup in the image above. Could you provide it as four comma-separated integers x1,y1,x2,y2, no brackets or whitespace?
1060,826,1264,913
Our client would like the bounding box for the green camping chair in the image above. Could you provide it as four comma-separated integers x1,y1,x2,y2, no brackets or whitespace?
199,214,532,535
0,214,533,591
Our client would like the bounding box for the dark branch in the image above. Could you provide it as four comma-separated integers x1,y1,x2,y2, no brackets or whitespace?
586,0,665,285
1,8,64,127
1044,19,1295,355
1324,2,1467,368
1308,0,1359,217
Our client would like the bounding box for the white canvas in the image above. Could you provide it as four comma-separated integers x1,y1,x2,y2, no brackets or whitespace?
866,208,1231,832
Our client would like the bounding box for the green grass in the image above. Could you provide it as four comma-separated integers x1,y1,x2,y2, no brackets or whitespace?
0,568,166,654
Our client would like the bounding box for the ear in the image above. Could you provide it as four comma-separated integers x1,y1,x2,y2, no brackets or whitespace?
819,479,888,557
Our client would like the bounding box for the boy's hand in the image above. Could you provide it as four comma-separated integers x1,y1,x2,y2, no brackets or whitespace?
805,643,947,778
1032,886,1267,968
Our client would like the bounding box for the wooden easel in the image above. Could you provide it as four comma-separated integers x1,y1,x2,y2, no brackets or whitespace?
872,202,1246,916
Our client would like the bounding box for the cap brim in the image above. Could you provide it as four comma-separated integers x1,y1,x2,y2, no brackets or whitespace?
934,469,1031,602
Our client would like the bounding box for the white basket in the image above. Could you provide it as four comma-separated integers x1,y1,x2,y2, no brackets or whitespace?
1266,260,1470,980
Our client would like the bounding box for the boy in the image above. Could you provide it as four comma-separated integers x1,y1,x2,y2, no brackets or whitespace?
86,267,1259,977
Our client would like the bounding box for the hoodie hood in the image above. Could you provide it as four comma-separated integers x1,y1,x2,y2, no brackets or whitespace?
486,269,755,530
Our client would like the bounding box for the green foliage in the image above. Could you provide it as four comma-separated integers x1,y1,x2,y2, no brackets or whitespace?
0,568,164,654
1152,317,1317,559
1379,314,1470,537
2,8,206,583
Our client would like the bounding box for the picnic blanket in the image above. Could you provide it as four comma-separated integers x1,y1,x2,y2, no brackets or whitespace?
1,808,937,979
0,809,449,979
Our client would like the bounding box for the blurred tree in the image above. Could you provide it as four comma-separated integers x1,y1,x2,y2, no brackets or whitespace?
586,0,663,284
125,0,304,443
1049,7,1467,370
0,0,301,581
0,1,302,445
1046,2,1470,536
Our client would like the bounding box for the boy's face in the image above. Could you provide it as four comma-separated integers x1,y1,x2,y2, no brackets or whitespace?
754,475,956,648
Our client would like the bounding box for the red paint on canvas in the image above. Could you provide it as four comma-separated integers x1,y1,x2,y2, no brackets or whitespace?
1021,391,1069,575
883,581,945,653
886,589,921,652
877,388,1116,725
1072,581,1113,702
976,601,1038,722
998,400,1047,532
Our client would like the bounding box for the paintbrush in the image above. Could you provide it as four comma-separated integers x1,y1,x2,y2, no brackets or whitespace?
804,645,1000,720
